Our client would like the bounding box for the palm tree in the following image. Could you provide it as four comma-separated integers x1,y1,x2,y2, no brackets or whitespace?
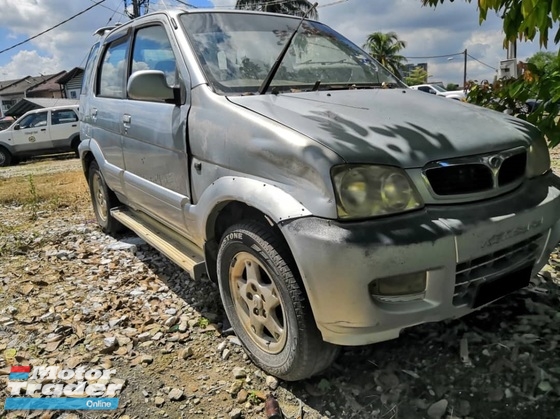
235,0,318,19
363,32,407,78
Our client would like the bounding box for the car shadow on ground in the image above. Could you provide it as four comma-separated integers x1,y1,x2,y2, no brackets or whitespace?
111,232,560,418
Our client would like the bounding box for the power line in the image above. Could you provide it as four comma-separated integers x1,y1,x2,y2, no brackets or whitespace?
405,51,498,72
89,0,128,22
467,53,498,71
174,0,198,8
0,1,107,56
403,52,464,59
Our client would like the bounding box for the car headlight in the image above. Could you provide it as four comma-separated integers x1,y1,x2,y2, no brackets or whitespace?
332,165,424,219
527,136,550,178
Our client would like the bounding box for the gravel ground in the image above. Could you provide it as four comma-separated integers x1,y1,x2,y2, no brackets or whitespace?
1,158,560,419
0,154,81,180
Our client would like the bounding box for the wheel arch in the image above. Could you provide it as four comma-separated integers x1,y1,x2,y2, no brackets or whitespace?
196,176,313,282
70,134,81,148
203,200,283,284
0,141,14,155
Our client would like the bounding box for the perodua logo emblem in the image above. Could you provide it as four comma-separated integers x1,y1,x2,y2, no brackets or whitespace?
488,155,504,169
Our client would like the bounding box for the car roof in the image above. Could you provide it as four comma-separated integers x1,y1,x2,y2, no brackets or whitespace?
24,105,79,115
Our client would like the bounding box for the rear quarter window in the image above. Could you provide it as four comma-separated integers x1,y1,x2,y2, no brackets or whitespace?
98,38,129,98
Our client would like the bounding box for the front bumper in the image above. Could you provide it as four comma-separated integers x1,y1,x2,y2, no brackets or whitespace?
280,172,560,346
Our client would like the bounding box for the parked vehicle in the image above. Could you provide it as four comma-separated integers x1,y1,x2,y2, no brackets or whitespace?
80,9,560,381
0,116,15,131
0,105,80,166
410,83,466,100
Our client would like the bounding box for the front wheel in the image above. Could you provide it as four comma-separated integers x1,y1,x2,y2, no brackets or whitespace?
88,161,122,235
0,147,12,167
217,221,339,381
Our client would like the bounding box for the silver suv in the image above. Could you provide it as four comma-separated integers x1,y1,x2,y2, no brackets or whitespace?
79,9,560,381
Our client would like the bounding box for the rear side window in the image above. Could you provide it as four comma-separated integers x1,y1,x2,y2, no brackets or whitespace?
98,38,129,98
51,109,78,125
82,42,100,95
131,25,177,89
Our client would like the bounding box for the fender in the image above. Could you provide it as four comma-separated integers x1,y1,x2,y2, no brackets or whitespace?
0,140,14,154
190,176,313,242
79,138,125,195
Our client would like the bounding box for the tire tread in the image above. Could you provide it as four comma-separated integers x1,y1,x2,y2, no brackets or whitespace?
218,221,339,380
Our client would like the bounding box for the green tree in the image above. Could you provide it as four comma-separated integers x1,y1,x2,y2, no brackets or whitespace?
235,0,318,18
528,51,559,72
422,0,560,47
362,32,407,78
405,66,428,85
446,83,460,90
422,0,560,146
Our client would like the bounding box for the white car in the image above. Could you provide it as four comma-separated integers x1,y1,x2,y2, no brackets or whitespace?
0,105,80,166
410,84,466,100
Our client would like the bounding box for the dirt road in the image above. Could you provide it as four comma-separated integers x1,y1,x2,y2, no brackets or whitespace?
1,158,559,419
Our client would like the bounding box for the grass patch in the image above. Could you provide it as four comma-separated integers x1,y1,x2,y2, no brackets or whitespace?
0,170,89,206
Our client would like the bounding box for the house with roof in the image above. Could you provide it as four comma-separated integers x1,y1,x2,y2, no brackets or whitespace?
0,72,66,117
57,67,84,99
0,77,28,117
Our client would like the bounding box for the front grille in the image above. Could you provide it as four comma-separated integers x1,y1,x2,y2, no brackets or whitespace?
498,152,527,186
424,149,527,197
453,234,542,306
426,164,492,195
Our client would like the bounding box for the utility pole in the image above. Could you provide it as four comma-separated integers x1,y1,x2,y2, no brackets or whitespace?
463,48,467,90
125,0,149,19
507,40,517,78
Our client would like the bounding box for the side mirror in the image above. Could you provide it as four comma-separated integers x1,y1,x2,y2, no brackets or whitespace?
13,124,20,130
127,70,179,103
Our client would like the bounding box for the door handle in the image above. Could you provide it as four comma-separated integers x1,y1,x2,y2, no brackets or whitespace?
71,124,77,127
40,128,46,131
91,108,98,121
122,114,131,124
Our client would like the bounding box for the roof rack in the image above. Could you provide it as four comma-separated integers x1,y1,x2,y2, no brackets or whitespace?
93,23,122,37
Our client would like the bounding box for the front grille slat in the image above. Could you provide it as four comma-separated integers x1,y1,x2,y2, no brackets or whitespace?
426,164,492,195
453,234,542,306
499,152,527,186
424,149,527,197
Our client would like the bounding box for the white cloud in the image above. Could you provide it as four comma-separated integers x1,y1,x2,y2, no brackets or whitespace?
0,0,554,83
0,50,62,78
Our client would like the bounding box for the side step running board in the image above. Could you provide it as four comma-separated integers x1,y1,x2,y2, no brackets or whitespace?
111,208,206,280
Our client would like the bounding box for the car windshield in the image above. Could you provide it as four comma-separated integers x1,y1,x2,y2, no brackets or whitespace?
180,12,403,95
432,85,447,92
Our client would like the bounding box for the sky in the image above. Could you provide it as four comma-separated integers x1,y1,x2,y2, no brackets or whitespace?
0,0,555,86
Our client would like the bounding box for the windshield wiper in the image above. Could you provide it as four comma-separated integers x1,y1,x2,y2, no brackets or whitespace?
306,82,386,92
258,2,318,95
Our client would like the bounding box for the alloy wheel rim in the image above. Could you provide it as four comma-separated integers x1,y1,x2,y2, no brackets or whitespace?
92,173,108,222
229,251,287,354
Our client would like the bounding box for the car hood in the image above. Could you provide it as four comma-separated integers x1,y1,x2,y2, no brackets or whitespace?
227,89,539,168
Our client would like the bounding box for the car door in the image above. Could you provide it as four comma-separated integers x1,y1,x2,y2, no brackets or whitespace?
122,21,192,236
50,108,79,151
87,29,130,195
11,110,53,154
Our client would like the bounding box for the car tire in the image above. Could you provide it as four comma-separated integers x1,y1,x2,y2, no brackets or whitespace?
0,147,12,167
71,138,81,158
88,161,123,235
217,221,339,381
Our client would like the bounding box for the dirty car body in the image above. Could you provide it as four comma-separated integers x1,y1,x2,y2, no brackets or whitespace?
79,9,560,380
